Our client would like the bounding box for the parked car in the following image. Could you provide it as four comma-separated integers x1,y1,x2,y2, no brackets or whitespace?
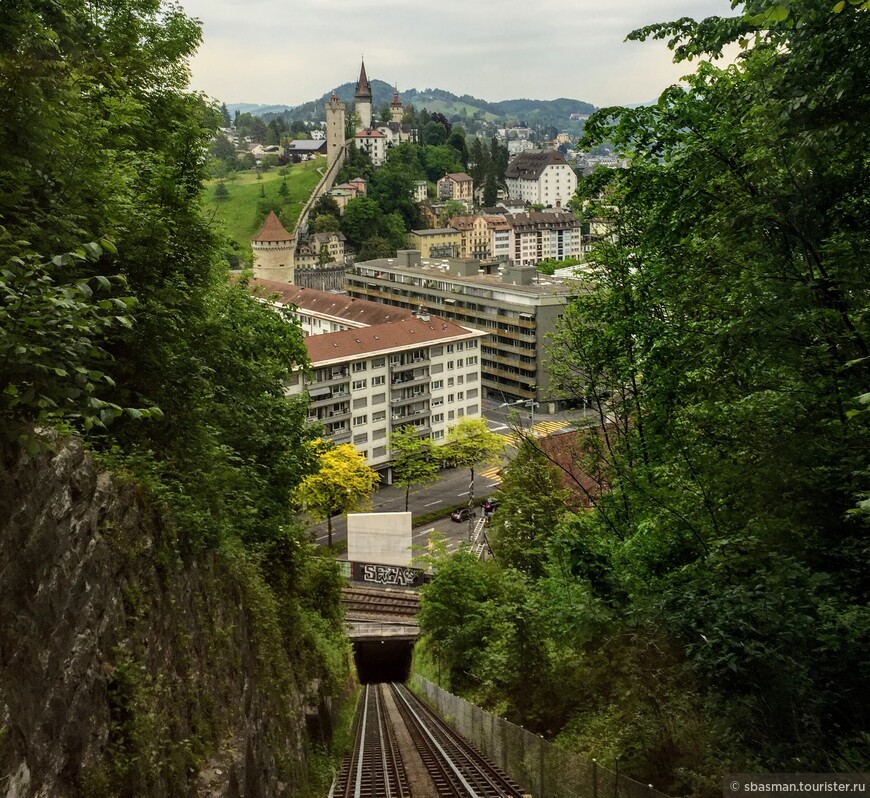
481,497,499,514
451,507,474,522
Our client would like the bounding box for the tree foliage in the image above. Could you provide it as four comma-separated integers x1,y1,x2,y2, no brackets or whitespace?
295,440,381,546
418,0,870,788
390,426,440,511
446,418,505,513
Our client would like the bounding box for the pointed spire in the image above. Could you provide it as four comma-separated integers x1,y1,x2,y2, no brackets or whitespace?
355,58,372,100
252,211,293,243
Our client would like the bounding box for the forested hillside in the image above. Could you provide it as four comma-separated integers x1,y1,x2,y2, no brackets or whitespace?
418,0,870,793
0,2,349,793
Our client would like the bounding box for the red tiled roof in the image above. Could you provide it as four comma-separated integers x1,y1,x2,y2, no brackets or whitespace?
355,129,385,138
305,315,483,365
252,211,294,243
251,279,414,327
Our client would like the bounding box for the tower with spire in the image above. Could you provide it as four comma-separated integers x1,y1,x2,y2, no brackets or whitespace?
389,88,404,124
354,59,372,131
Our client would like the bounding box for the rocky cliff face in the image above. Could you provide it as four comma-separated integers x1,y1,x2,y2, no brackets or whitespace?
0,438,332,797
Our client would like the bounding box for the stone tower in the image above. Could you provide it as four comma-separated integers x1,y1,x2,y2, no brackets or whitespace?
389,88,403,124
325,92,346,168
354,59,372,131
251,211,295,284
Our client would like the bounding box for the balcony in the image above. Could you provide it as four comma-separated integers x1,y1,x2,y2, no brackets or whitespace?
309,389,350,407
391,356,429,372
391,370,429,387
391,390,430,407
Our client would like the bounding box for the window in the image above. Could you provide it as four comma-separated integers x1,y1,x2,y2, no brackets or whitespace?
458,408,465,417
432,413,444,423
372,393,385,405
456,342,464,351
373,410,386,422
457,391,464,400
430,346,443,356
447,360,455,370
353,415,367,426
353,397,367,409
457,375,464,385
467,388,478,399
467,372,478,382
373,428,386,440
353,433,368,445
446,344,454,354
431,379,443,390
467,340,477,349
352,361,367,373
447,377,454,387
467,404,479,415
432,429,445,440
448,393,455,403
372,358,385,368
431,397,444,407
352,379,366,390
466,356,477,366
448,410,455,420
372,375,385,386
373,445,387,458
288,373,300,386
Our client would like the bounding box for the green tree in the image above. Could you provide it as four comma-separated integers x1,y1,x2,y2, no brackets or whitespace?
390,425,440,511
311,194,342,220
340,196,382,250
219,102,231,126
446,418,505,519
423,120,448,146
545,0,870,774
295,440,381,546
277,180,289,198
214,180,229,201
489,438,571,578
356,234,394,261
312,214,340,233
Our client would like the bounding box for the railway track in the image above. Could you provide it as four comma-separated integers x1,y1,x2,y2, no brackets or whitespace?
332,683,526,798
341,588,421,619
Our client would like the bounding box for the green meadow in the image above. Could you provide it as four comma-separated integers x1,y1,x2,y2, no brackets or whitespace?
202,159,323,250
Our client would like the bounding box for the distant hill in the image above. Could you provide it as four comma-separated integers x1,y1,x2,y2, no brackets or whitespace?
227,102,293,117
227,80,597,136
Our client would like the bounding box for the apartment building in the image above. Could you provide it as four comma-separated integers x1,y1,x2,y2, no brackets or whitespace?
506,211,582,266
346,250,581,407
407,228,462,259
437,172,474,203
505,150,578,208
252,280,485,473
448,210,580,265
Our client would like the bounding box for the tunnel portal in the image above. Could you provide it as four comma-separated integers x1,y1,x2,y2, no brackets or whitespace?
353,639,414,684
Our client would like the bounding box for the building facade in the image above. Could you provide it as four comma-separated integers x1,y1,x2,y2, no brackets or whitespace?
253,281,486,472
505,150,578,208
407,228,462,259
437,172,474,203
346,250,580,407
251,211,295,284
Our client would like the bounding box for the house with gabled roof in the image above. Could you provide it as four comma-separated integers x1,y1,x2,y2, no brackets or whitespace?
505,150,578,208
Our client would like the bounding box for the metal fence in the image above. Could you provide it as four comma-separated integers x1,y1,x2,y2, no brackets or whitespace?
412,675,671,798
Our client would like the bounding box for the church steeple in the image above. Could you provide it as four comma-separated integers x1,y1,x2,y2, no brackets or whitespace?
354,59,372,101
353,58,372,130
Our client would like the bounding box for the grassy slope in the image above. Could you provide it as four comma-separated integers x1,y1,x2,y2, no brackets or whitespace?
202,159,323,250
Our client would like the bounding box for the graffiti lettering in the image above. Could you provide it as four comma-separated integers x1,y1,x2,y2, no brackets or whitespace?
361,564,420,586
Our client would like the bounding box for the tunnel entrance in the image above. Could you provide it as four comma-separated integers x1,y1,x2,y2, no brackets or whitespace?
353,639,414,684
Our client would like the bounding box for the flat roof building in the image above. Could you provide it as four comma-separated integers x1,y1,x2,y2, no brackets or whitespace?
345,250,585,408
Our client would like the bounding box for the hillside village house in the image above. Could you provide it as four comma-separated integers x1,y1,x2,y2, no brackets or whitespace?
437,173,474,204
252,280,485,475
407,228,462,259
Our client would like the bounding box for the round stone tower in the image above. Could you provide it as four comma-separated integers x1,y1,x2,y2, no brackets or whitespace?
251,211,295,284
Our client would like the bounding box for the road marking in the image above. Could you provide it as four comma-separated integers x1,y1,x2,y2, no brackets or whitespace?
458,490,469,496
489,424,508,431
424,500,443,507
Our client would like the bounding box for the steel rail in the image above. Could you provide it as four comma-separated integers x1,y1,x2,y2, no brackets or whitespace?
390,682,525,798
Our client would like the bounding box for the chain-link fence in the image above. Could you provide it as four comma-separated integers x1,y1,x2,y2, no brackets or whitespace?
412,675,671,798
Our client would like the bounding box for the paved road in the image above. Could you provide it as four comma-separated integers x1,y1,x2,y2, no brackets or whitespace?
310,400,590,552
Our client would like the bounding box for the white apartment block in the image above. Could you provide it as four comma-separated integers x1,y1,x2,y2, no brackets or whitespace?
505,150,578,208
251,280,485,473
354,129,387,166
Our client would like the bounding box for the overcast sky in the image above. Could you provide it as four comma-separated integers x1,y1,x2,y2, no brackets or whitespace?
180,0,738,109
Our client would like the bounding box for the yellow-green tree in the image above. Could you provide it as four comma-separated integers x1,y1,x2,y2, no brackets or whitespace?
295,440,381,547
446,418,504,519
